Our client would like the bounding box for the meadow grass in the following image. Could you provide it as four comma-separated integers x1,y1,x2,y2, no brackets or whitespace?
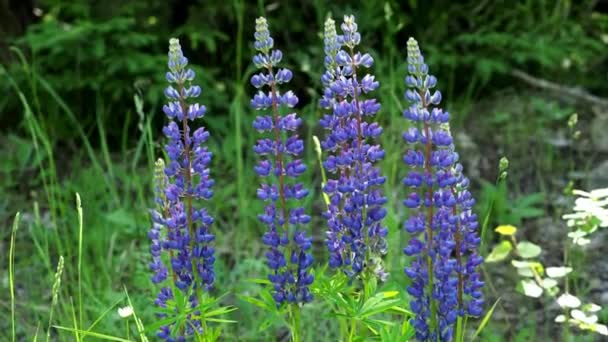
1,1,606,341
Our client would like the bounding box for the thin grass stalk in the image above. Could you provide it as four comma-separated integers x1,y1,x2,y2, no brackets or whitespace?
10,213,20,342
76,194,84,339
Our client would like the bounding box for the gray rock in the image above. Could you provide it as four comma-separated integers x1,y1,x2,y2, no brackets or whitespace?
590,160,608,189
591,115,608,152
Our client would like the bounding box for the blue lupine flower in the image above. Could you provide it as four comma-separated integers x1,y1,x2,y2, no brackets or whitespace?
250,17,314,306
402,37,484,341
149,38,216,341
319,15,388,279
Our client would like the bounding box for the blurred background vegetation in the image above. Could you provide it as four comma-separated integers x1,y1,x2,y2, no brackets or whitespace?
1,0,607,340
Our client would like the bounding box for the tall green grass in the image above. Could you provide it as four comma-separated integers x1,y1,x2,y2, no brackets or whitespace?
3,1,600,340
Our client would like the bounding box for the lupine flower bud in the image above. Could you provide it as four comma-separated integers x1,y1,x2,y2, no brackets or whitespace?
319,15,388,279
149,38,216,340
250,17,314,306
402,37,484,341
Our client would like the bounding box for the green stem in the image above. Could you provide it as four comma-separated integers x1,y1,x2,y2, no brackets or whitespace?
289,305,301,342
455,316,463,342
348,318,356,342
10,213,19,342
338,314,349,340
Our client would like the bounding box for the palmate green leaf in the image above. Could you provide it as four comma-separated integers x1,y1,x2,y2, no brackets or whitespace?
205,318,238,324
379,322,414,342
323,291,351,311
402,319,417,340
257,319,273,332
202,327,222,342
145,313,187,333
485,240,512,262
245,277,272,285
515,193,545,213
388,305,413,316
203,305,238,318
259,289,281,312
358,291,391,315
311,270,350,296
359,298,403,318
312,271,359,315
364,318,396,327
364,276,378,300
361,318,395,337
238,294,272,312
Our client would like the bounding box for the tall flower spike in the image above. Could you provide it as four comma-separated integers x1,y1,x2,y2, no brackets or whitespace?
402,37,484,341
319,15,388,279
150,38,216,340
250,17,314,306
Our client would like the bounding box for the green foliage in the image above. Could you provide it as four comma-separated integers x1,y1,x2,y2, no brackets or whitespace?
311,270,412,341
485,186,608,338
478,180,545,227
1,0,607,341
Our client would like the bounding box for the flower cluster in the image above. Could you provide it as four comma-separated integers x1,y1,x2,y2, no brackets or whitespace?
319,15,388,279
401,37,484,341
250,17,314,306
149,38,216,340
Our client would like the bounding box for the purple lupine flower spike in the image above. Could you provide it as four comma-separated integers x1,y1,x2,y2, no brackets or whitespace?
319,15,388,280
149,38,216,340
251,17,314,306
402,37,484,341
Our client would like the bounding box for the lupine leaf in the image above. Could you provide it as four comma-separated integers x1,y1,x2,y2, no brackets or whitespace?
238,295,271,311
245,278,272,285
359,298,402,318
205,318,238,323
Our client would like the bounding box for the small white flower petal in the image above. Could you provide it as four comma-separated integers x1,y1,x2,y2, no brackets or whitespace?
118,306,134,318
557,293,581,309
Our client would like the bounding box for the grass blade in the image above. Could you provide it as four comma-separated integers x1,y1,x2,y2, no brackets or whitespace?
53,326,133,342
10,213,20,342
76,193,84,336
123,286,149,342
473,298,501,340
86,296,125,333
70,298,80,342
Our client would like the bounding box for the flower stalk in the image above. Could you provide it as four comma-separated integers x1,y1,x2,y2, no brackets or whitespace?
402,37,484,341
